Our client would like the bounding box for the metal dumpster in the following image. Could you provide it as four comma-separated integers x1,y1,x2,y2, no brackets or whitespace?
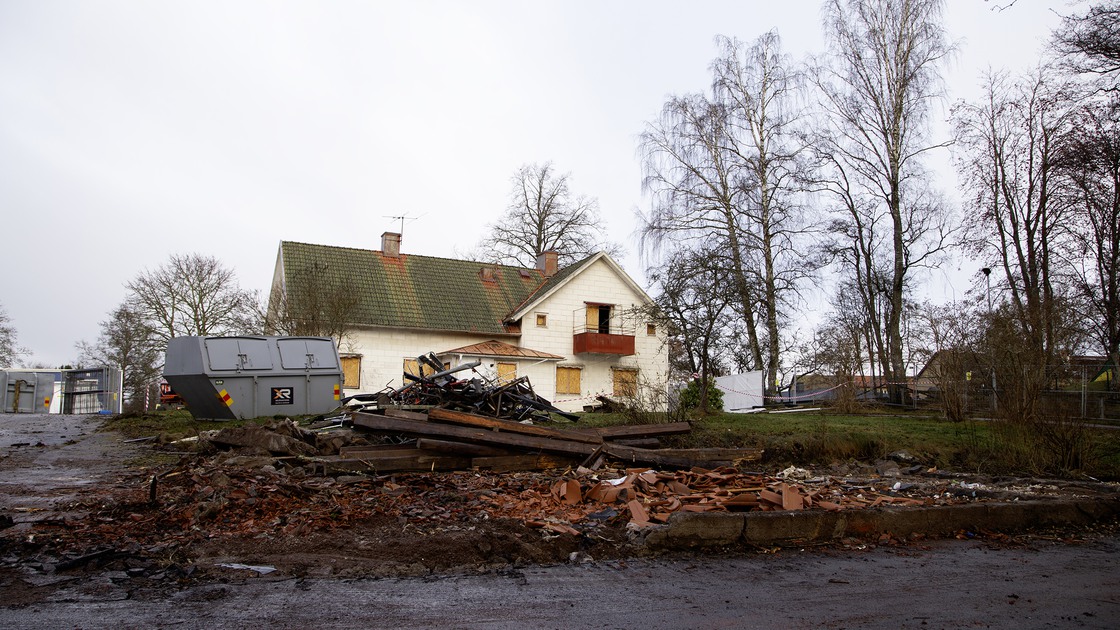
0,370,57,413
163,336,343,420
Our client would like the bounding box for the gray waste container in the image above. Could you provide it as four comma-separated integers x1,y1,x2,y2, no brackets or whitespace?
164,336,343,420
0,370,58,413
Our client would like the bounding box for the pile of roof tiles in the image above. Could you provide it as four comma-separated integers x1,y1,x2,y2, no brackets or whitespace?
29,458,972,560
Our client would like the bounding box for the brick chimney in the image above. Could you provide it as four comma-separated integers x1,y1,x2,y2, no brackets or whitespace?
382,232,401,258
536,251,558,277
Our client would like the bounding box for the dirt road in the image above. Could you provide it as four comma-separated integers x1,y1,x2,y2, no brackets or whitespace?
2,535,1118,629
2,413,1118,628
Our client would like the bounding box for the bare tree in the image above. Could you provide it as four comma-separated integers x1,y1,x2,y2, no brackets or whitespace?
952,69,1078,367
814,0,955,404
951,67,1094,420
711,32,819,394
266,261,360,348
76,303,162,412
1063,98,1120,390
126,253,260,346
0,302,28,368
640,32,816,389
645,245,735,413
1052,0,1120,87
640,91,765,370
477,162,620,268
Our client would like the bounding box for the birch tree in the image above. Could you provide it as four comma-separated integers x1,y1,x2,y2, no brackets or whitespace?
814,0,955,404
640,32,816,391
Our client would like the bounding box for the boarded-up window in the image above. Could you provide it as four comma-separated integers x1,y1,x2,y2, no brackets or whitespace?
497,362,517,384
341,356,361,389
404,358,448,381
403,358,422,381
556,366,581,395
613,368,638,398
536,313,548,327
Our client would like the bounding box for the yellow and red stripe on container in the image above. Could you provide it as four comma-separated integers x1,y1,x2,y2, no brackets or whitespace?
333,384,340,401
218,389,233,407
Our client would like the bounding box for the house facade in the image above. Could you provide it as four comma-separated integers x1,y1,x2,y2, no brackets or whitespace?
268,233,668,412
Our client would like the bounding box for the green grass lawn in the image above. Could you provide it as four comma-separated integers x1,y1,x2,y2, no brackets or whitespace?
105,406,1120,481
570,408,1120,480
100,409,276,440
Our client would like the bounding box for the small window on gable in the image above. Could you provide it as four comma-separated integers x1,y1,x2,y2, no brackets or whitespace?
536,313,548,327
647,324,657,336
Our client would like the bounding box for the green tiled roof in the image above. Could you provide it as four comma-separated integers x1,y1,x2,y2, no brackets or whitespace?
279,241,554,334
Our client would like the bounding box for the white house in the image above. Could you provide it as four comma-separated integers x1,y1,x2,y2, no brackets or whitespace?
269,233,668,412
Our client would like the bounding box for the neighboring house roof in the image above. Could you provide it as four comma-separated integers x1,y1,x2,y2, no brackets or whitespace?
278,241,546,335
438,340,565,361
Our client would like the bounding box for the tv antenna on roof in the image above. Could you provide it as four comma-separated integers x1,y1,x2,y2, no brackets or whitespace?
383,213,424,236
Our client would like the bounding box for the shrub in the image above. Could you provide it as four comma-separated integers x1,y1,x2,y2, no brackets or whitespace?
678,379,724,412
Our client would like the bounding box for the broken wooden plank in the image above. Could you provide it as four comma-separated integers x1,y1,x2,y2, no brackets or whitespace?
590,422,692,440
384,408,430,421
416,438,511,457
607,438,661,449
470,454,578,472
352,411,597,457
427,408,603,444
601,443,733,469
310,454,472,473
338,445,444,460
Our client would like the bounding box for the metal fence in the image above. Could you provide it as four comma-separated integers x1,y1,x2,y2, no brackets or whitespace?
61,367,123,415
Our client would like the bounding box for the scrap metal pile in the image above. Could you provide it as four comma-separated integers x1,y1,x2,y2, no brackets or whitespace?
346,353,578,422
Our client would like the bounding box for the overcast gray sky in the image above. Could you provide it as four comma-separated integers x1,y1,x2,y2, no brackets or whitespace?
0,0,1065,368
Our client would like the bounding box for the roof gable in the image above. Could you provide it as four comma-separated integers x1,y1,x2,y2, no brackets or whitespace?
509,252,653,320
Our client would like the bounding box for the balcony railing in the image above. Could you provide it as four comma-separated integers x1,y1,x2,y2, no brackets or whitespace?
572,308,635,356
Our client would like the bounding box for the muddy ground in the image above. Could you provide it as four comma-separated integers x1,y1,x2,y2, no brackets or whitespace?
2,411,1119,625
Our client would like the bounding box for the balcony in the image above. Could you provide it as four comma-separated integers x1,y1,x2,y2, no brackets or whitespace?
573,331,635,355
572,307,635,356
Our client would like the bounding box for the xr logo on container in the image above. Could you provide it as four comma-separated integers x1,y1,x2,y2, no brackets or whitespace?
271,387,294,405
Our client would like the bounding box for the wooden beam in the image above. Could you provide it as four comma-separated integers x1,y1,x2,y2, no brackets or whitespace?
384,408,430,421
416,438,511,457
310,454,472,473
594,422,692,439
352,411,597,457
568,422,693,440
427,407,603,444
470,454,577,472
608,438,661,449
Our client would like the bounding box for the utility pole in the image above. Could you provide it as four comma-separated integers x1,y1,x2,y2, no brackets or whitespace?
982,267,996,413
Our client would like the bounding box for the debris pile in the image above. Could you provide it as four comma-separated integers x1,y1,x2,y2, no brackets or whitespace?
350,352,579,422
28,455,971,564
333,407,762,472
